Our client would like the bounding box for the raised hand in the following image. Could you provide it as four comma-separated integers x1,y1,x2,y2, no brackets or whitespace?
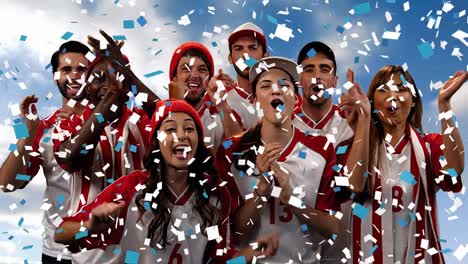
339,69,370,131
205,69,235,105
20,95,40,136
256,143,282,174
86,201,126,233
56,104,74,121
169,77,186,100
438,70,468,108
88,30,126,66
271,162,291,204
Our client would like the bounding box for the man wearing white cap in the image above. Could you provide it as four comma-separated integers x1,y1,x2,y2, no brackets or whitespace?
209,22,269,131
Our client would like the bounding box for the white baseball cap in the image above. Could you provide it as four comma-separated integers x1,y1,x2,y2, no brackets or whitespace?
249,56,299,84
228,22,267,49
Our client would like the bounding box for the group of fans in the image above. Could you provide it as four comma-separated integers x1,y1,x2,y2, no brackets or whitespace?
0,22,466,264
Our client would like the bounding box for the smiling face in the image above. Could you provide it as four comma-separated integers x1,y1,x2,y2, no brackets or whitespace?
229,36,268,79
255,68,296,126
300,52,337,106
55,52,89,101
158,112,199,170
372,74,415,129
174,56,209,106
86,58,120,105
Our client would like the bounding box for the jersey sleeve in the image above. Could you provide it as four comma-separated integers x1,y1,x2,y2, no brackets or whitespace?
58,170,148,253
425,133,462,192
314,136,342,212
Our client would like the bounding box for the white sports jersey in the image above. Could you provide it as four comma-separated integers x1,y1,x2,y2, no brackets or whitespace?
52,106,150,263
292,103,354,263
27,110,73,260
292,104,353,147
217,128,341,263
351,126,462,264
60,170,238,263
197,96,225,151
225,84,259,130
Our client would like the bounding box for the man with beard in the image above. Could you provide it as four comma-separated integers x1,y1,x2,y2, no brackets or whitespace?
293,41,370,262
0,41,90,263
221,22,270,130
169,41,241,152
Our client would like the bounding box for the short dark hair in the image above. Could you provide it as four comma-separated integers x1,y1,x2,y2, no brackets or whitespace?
176,49,213,78
297,41,337,74
50,41,90,72
229,41,267,55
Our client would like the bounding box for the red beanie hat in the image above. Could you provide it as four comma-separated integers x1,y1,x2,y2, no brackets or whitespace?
87,53,130,75
169,42,214,80
149,99,204,145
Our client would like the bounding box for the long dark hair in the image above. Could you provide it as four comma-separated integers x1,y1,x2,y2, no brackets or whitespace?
233,123,263,173
365,65,423,195
135,121,219,249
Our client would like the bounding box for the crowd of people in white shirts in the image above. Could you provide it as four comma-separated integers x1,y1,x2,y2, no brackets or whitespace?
0,22,466,264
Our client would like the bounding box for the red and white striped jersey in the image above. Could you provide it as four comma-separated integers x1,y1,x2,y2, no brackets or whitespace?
292,104,353,148
59,170,239,263
216,128,341,263
351,126,462,264
25,110,73,260
52,105,150,214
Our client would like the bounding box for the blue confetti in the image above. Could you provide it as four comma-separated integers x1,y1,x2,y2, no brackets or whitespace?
301,224,308,232
14,122,29,139
336,145,348,155
16,174,31,181
124,250,140,264
123,20,135,29
143,70,164,78
336,26,345,33
96,113,104,124
400,170,417,185
352,203,369,220
18,217,24,226
20,35,27,41
19,199,26,206
417,42,433,59
129,145,137,153
22,245,33,250
211,41,218,47
61,31,73,40
75,230,88,240
398,218,408,227
307,48,316,58
447,168,458,177
370,244,378,254
115,141,123,152
298,151,307,159
354,56,360,63
244,58,257,67
113,35,127,41
227,256,247,264
136,16,147,27
222,139,233,149
353,2,371,15
266,14,278,25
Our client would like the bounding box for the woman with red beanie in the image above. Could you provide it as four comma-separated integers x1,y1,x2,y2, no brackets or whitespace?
54,99,278,263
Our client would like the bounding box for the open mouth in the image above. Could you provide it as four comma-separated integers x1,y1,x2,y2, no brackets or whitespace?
187,83,201,91
385,105,399,115
311,84,325,94
172,144,191,160
270,98,284,111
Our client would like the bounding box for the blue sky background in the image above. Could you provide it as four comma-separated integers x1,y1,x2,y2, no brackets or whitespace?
0,0,467,263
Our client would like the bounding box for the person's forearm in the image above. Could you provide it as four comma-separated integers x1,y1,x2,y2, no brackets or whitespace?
217,102,243,138
55,220,88,244
346,117,370,193
0,138,34,191
439,102,464,175
290,206,340,238
234,194,264,239
57,93,124,171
